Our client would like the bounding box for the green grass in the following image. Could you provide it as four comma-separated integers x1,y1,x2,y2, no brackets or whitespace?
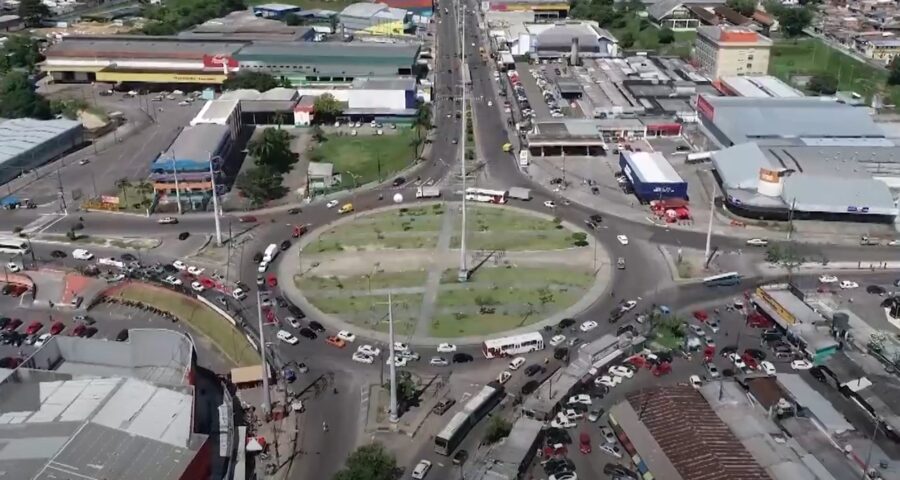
115,183,154,213
430,312,544,337
441,267,595,288
450,231,577,251
110,284,259,366
304,205,444,252
311,129,419,190
295,270,428,292
306,293,421,336
611,16,696,58
770,38,900,106
449,205,581,251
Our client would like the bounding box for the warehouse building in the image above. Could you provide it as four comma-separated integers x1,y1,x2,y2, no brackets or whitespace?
377,0,434,17
0,118,84,186
181,11,316,42
338,2,411,36
619,151,688,201
218,87,300,125
500,20,618,58
718,75,803,98
527,118,645,156
252,3,302,19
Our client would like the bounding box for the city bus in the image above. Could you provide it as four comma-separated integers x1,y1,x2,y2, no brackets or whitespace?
0,236,30,256
703,272,742,287
482,332,545,359
465,187,507,204
435,383,505,455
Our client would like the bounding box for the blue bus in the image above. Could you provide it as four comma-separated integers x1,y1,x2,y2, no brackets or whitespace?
703,272,742,287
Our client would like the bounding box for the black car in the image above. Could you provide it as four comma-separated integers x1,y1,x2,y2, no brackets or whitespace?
115,329,129,342
676,145,691,152
288,305,306,318
288,207,301,215
521,380,540,395
253,252,264,263
553,347,568,360
121,253,137,262
433,397,456,415
1,285,12,295
308,320,325,332
452,352,474,363
557,318,575,329
616,324,635,337
867,285,887,295
0,317,9,329
280,240,291,251
276,297,288,308
298,327,317,339
392,177,406,187
809,366,828,383
162,264,178,274
589,214,602,223
451,449,468,465
604,463,637,478
51,250,66,258
524,364,544,376
178,232,190,240
84,327,98,338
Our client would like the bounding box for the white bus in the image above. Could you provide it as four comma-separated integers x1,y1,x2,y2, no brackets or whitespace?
703,271,742,287
435,384,504,455
263,244,279,263
0,236,30,256
465,187,507,204
482,332,545,359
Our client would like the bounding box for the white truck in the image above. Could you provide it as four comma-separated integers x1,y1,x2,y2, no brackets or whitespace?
508,187,531,201
415,186,441,199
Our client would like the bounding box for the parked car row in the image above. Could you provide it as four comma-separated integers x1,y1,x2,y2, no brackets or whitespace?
531,66,565,118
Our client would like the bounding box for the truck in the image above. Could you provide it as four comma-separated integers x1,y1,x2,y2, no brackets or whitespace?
416,186,441,199
508,187,531,201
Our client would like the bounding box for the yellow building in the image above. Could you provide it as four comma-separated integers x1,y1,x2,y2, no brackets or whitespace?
694,26,772,80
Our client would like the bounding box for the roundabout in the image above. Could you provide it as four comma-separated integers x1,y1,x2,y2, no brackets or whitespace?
277,202,613,343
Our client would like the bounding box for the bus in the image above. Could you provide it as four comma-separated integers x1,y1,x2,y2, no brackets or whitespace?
465,187,507,204
435,384,505,455
0,236,30,256
703,272,742,287
482,332,545,359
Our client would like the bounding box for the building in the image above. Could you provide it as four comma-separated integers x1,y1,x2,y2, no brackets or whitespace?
507,21,618,58
308,162,336,191
347,76,417,114
151,123,233,209
377,0,434,17
694,26,772,79
608,385,772,480
718,75,803,98
482,0,569,19
42,36,247,85
858,37,900,65
527,118,645,157
234,42,420,86
252,3,302,19
182,11,316,42
218,87,300,125
0,329,224,480
752,285,840,363
619,151,688,201
338,3,411,35
647,0,725,30
0,118,84,186
294,95,316,125
465,418,544,480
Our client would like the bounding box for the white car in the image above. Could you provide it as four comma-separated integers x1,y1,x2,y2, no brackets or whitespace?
594,375,617,388
326,200,339,208
164,275,182,286
840,280,859,289
708,320,720,334
429,357,449,366
187,266,204,275
497,371,512,384
620,300,637,312
386,355,408,367
819,275,838,283
357,345,381,357
352,352,374,364
509,357,526,370
257,262,269,273
616,235,629,245
393,342,409,352
277,330,299,345
190,281,204,292
791,359,813,370
567,394,592,405
690,324,706,338
598,444,622,459
337,330,356,342
608,365,633,378
72,249,94,260
411,460,432,480
579,320,598,332
543,200,556,208
287,316,302,328
158,216,178,224
730,353,746,370
34,333,52,348
549,334,566,346
746,238,769,247
437,343,457,353
599,426,616,444
689,374,702,389
550,413,576,429
232,288,247,300
563,409,583,421
6,262,19,273
760,360,777,375
172,260,187,271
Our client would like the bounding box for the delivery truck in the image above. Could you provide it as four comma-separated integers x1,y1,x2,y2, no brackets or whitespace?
416,186,441,199
508,187,531,201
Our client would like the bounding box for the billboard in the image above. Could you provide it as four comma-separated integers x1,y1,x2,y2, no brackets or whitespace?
202,54,239,70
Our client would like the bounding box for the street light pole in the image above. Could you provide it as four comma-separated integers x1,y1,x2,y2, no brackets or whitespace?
256,288,272,417
170,151,183,215
704,183,715,267
388,291,398,423
209,153,223,246
457,0,468,283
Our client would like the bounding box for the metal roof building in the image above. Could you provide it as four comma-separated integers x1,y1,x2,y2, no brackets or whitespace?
465,418,544,480
155,124,231,172
619,151,688,200
339,2,410,35
0,118,84,186
776,374,854,436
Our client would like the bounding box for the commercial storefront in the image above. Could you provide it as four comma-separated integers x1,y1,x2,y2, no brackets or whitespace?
752,285,840,363
95,71,229,84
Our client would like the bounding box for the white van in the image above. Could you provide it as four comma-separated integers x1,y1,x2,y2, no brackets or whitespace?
263,243,278,263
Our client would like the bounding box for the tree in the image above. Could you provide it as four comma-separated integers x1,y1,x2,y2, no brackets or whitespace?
765,243,805,275
620,31,636,49
235,165,287,206
806,74,838,94
4,36,41,72
248,128,296,173
222,71,279,91
311,124,326,143
0,71,51,119
775,6,813,37
658,27,675,44
313,93,342,124
726,0,757,16
483,416,512,444
115,178,130,206
333,443,397,480
888,57,900,86
18,0,49,27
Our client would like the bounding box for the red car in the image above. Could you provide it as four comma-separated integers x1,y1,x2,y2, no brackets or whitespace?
579,432,592,454
49,322,65,335
292,225,307,238
741,353,759,371
692,310,709,322
267,275,278,288
5,319,22,331
24,321,42,335
71,324,86,337
651,362,672,377
264,309,276,323
238,215,257,223
199,277,216,289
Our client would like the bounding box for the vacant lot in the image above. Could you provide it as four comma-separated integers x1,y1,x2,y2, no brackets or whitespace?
311,129,418,190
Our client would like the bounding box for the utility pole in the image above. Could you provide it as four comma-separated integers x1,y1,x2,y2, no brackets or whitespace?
457,0,468,284
171,152,183,215
786,197,796,241
387,291,398,423
209,153,222,246
56,168,67,215
704,183,715,267
256,288,272,418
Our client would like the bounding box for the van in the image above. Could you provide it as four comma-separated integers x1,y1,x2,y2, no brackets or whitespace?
263,243,278,263
339,203,354,214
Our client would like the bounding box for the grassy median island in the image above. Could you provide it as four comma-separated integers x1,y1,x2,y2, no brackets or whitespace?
109,284,259,366
304,205,445,252
450,205,580,251
304,292,422,336
311,129,418,190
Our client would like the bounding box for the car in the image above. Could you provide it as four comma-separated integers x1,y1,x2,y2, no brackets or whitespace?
411,459,432,479
187,266,204,275
579,431,592,454
453,353,474,363
189,281,205,292
298,327,317,340
51,250,66,258
568,394,592,405
277,330,299,345
430,356,449,366
172,260,188,271
437,343,457,353
267,275,278,288
163,275,182,286
867,285,887,295
599,426,616,444
708,319,720,333
326,200,339,208
385,355,408,367
351,352,374,364
285,316,302,329
706,362,720,378
620,300,637,312
71,324,87,337
497,371,512,384
791,359,813,370
115,329,129,342
452,450,469,466
325,336,346,348
579,320,598,332
689,374,703,389
746,238,769,246
840,280,859,289
819,275,839,283
392,177,406,187
616,235,629,245
337,330,356,342
357,345,380,357
509,357,526,370
24,321,42,335
603,463,636,478
433,397,456,415
84,327,98,338
554,347,569,360
72,249,94,260
608,365,634,378
549,334,566,346
524,364,544,376
543,200,556,208
393,342,409,352
49,322,65,335
760,360,777,375
238,216,257,223
4,319,21,332
595,375,617,388
34,333,52,348
158,216,178,225
309,321,325,332
550,413,576,429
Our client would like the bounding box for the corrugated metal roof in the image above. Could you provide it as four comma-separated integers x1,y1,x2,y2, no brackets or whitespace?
158,124,230,164
46,35,247,59
776,374,854,435
0,118,82,165
351,76,416,90
782,175,896,216
340,2,407,20
623,151,683,184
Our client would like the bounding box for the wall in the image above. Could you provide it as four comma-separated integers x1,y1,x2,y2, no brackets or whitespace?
715,45,770,78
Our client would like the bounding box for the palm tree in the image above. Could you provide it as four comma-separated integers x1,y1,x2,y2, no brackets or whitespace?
115,177,130,206
412,101,433,157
